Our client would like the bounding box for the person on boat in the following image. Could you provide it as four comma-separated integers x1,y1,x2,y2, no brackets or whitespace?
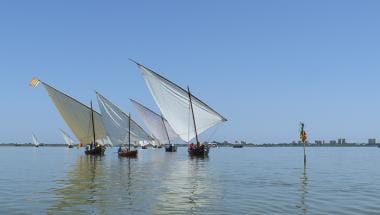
118,146,122,153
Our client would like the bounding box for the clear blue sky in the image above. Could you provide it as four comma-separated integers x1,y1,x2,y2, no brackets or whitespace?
1,0,380,144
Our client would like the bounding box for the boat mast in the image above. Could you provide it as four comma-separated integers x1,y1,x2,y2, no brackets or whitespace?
161,114,171,145
90,101,96,145
187,87,199,146
128,113,131,151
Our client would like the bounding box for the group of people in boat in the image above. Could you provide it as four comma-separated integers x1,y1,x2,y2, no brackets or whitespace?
86,142,101,151
188,142,203,150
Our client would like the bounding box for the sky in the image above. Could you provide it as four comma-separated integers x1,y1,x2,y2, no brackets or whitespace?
1,0,380,144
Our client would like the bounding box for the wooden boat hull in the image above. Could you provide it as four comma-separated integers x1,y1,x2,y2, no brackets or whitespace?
85,146,106,155
118,150,138,157
165,145,177,152
188,145,209,157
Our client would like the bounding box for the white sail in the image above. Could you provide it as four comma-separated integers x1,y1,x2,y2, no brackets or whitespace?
40,82,107,145
60,129,75,146
135,62,227,142
32,134,40,146
131,99,178,144
96,92,153,146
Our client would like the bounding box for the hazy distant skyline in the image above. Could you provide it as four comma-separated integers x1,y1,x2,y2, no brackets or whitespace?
1,1,380,143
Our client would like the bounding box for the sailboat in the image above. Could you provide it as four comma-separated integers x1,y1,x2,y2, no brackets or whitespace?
132,60,227,157
84,101,106,155
96,92,153,157
131,99,178,152
60,129,75,148
30,78,107,155
32,133,40,147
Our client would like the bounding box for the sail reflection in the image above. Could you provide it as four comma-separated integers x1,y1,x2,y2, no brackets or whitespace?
153,157,221,215
47,155,106,214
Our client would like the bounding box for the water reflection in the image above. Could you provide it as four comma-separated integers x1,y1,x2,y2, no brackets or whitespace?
154,156,220,215
47,155,106,214
299,163,308,214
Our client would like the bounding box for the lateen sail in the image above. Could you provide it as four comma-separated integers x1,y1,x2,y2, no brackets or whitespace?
135,62,227,141
60,129,75,146
96,92,153,146
131,99,178,144
32,134,40,146
39,82,107,145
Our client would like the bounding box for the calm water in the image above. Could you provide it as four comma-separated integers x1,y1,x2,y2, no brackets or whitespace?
1,146,380,214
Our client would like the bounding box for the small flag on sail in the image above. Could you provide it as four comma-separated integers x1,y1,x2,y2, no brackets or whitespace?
29,77,40,87
300,122,307,143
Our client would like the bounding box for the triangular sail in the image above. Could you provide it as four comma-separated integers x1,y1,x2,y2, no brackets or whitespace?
135,62,227,141
39,82,107,145
60,129,75,146
130,99,178,144
32,134,40,146
96,92,153,146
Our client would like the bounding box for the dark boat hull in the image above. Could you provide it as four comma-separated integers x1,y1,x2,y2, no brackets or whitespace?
85,146,106,155
68,145,74,148
165,145,177,152
188,145,209,157
233,145,243,148
142,146,148,149
118,150,138,157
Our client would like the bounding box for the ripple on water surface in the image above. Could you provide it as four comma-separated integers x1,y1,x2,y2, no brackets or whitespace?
0,147,380,214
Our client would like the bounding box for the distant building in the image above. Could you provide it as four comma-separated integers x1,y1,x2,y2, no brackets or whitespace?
338,138,346,144
329,140,337,144
368,139,376,144
315,140,323,145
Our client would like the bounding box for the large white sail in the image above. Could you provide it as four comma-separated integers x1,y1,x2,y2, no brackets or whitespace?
33,80,107,145
32,134,40,146
60,129,75,146
131,99,178,144
134,62,227,142
96,92,153,146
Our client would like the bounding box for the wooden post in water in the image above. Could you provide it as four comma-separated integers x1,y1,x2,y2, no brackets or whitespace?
300,122,307,165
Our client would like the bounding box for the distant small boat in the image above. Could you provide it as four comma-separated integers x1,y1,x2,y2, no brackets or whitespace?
118,148,137,157
131,99,179,153
233,145,243,148
165,144,177,152
142,145,148,149
60,129,75,149
32,133,40,147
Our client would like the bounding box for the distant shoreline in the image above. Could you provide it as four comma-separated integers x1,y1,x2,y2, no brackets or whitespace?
1,143,379,147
